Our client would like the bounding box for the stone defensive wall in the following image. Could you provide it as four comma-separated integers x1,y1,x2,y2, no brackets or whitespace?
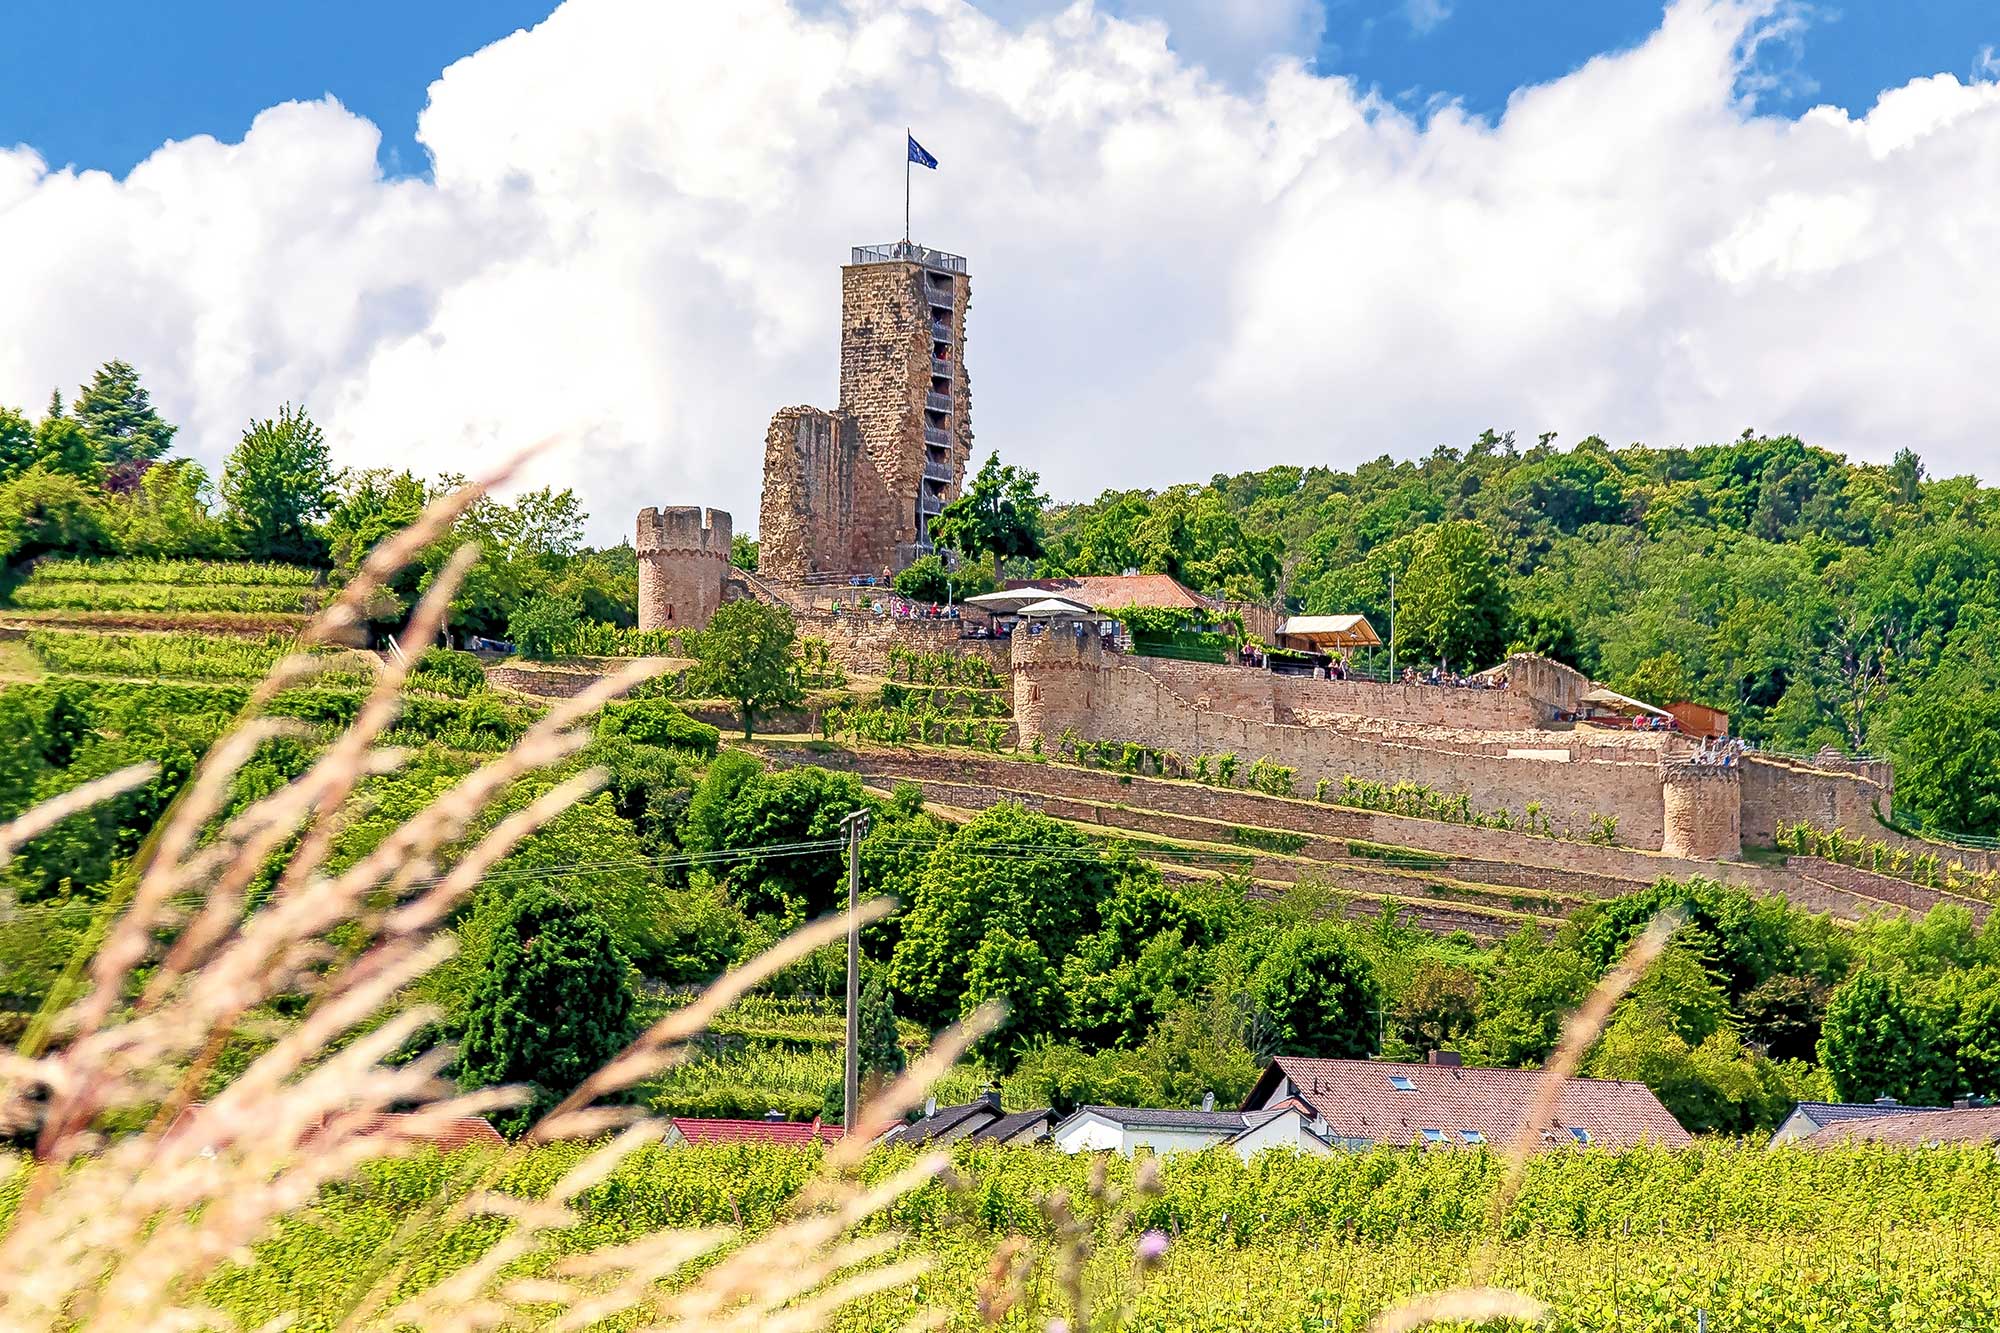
1012,629,1672,847
793,610,1012,682
1740,750,1890,844
1010,628,1908,862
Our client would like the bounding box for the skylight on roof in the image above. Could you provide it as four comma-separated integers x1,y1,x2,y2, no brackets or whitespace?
1419,1128,1446,1144
1458,1129,1485,1145
1570,1127,1592,1144
1389,1075,1417,1091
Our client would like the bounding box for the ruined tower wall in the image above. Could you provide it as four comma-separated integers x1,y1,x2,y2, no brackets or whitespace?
758,407,871,582
637,506,731,631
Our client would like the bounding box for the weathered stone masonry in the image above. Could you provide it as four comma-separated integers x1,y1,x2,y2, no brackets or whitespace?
760,244,973,582
1010,627,1895,858
636,506,731,632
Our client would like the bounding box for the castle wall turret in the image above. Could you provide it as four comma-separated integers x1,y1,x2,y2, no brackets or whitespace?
1012,620,1109,748
637,506,731,631
1660,763,1742,861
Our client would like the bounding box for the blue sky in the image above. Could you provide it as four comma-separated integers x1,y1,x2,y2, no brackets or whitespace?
3,1,1995,178
5,0,2000,525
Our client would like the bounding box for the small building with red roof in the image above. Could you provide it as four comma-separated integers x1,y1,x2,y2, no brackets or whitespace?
663,1113,845,1146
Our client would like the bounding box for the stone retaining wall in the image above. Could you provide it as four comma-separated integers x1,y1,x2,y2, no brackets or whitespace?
753,743,1902,924
1786,856,1991,923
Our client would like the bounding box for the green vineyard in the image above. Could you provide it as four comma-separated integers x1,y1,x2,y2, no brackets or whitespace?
177,1139,2000,1333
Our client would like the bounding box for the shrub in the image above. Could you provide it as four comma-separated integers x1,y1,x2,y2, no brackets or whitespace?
599,698,721,757
410,647,488,698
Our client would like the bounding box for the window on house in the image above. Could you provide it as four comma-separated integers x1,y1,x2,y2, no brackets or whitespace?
1419,1128,1446,1145
1458,1129,1486,1145
1388,1075,1417,1092
1569,1127,1592,1144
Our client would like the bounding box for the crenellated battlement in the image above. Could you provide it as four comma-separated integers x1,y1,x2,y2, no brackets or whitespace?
637,506,732,559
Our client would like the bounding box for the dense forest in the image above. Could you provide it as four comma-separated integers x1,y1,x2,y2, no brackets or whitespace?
1027,432,2000,838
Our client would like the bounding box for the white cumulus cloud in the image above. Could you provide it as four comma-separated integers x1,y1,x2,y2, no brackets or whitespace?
2,0,1999,546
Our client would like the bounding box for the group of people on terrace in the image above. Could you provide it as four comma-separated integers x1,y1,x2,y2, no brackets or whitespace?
1400,665,1508,691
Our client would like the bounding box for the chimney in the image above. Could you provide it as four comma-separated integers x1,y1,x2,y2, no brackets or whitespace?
1201,1091,1216,1112
1428,1050,1462,1067
982,1086,1003,1113
1955,1098,1972,1110
1874,1097,1899,1106
923,1096,937,1119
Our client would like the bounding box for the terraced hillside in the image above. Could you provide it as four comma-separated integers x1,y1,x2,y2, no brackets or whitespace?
0,556,324,633
755,740,1995,933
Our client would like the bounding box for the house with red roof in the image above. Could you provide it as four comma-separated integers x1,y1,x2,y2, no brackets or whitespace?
663,1112,845,1146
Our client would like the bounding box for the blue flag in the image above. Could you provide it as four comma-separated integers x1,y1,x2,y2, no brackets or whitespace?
908,134,938,169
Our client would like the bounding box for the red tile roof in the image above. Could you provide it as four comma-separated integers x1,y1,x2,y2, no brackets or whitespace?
331,1112,506,1152
1010,574,1209,611
1247,1056,1691,1150
1805,1106,2000,1146
667,1116,845,1145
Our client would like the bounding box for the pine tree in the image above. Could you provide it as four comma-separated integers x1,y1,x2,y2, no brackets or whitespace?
859,969,904,1079
72,360,177,463
456,887,635,1136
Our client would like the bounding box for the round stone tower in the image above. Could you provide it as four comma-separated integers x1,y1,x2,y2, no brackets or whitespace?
1660,762,1742,861
636,506,732,632
1011,620,1107,750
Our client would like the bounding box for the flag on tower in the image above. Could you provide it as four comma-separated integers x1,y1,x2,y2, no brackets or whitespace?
908,134,938,169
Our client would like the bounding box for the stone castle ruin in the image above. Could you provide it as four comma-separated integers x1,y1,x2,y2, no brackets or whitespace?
759,242,974,581
629,242,1905,873
637,240,974,630
635,506,733,631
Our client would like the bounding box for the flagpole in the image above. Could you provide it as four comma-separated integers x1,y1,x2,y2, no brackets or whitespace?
904,127,911,244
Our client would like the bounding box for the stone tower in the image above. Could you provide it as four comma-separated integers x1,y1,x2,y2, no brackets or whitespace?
636,506,731,632
1659,762,1742,861
758,242,973,582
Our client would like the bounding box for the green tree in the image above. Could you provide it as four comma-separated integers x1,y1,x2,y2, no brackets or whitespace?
0,465,111,566
508,593,582,661
1818,969,1955,1105
101,459,235,558
1893,670,2000,836
1252,922,1383,1058
596,698,719,757
685,599,803,739
455,885,635,1136
859,969,904,1080
890,803,1122,1026
1396,520,1510,670
682,763,870,919
1586,1008,1790,1134
221,404,336,563
893,552,995,605
930,451,1047,581
72,360,177,464
1389,958,1480,1057
1061,877,1225,1049
0,407,36,482
31,413,104,482
730,533,759,571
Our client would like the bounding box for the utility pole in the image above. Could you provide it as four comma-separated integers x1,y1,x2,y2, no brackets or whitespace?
841,808,871,1133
